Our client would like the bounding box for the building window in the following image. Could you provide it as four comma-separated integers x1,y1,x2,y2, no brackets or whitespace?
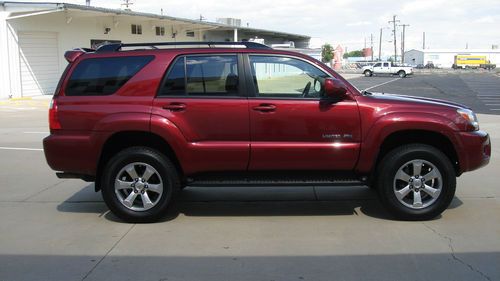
131,24,142,35
186,31,195,37
155,26,165,36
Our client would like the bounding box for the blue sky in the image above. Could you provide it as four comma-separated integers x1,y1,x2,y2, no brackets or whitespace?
13,0,500,53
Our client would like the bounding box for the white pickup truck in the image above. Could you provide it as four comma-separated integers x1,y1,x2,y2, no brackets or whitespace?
362,62,413,78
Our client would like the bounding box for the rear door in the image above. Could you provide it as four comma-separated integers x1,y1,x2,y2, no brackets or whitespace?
382,62,391,73
152,54,250,173
246,55,361,171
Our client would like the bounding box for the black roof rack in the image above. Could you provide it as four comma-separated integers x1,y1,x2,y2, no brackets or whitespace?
96,41,271,52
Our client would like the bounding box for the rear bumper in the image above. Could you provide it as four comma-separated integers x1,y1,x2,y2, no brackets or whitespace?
456,130,491,173
43,132,102,176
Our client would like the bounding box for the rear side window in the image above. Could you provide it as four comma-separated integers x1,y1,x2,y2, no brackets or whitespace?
158,55,239,97
65,56,153,96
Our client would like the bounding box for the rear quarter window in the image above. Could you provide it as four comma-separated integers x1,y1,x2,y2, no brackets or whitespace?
65,56,154,96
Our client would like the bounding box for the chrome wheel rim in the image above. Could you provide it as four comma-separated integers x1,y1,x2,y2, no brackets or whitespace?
114,162,163,211
393,159,442,209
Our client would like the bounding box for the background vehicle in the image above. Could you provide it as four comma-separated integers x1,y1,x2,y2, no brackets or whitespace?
362,62,413,77
452,55,496,69
44,42,490,223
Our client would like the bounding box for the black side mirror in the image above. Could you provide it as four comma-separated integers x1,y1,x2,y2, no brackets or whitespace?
323,78,347,99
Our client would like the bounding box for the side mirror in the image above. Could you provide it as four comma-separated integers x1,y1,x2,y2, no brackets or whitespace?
323,78,347,99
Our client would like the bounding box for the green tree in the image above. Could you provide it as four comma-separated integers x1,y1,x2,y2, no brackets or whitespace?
321,44,334,63
343,50,364,59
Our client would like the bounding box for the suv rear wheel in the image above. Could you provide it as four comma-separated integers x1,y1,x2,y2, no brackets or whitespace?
376,144,456,220
101,147,179,223
398,70,406,78
364,70,373,77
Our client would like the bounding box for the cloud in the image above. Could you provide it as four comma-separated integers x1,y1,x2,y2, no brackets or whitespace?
346,21,372,27
7,0,500,51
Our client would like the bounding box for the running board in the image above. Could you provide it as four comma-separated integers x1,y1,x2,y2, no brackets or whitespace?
186,172,367,187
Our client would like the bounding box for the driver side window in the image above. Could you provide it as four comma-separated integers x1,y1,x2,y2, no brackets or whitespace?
249,55,329,98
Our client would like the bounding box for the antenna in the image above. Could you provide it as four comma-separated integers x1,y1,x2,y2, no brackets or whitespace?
121,0,134,11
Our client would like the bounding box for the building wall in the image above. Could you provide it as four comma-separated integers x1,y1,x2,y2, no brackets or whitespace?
404,49,500,68
0,8,309,98
1,11,203,98
404,50,424,66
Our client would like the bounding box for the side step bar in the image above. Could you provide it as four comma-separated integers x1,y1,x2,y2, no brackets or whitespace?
187,179,365,187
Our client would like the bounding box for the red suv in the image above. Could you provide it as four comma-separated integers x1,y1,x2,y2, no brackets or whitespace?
43,42,491,222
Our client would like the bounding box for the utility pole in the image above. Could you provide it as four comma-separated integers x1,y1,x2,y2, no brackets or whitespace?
379,28,383,61
370,33,374,61
422,32,426,49
388,15,400,62
399,24,410,64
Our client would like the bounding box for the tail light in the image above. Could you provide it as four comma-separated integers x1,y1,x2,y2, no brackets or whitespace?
49,98,61,130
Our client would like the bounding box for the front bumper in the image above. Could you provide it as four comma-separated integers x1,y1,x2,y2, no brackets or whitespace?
456,130,491,173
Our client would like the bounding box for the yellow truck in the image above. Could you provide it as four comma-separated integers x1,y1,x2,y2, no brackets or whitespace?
452,55,496,69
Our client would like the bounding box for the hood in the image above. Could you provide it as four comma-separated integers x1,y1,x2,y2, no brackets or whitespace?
367,92,468,110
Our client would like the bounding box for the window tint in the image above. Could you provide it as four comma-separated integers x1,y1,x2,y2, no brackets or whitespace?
249,56,329,98
66,56,153,96
187,56,238,96
159,55,239,97
159,57,185,96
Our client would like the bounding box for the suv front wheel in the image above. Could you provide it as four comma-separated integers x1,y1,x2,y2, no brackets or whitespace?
101,147,179,223
376,144,456,220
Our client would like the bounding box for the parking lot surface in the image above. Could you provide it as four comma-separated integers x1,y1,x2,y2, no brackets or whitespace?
0,73,499,281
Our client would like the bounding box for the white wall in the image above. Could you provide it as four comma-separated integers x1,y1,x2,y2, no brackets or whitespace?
0,8,310,98
1,10,204,98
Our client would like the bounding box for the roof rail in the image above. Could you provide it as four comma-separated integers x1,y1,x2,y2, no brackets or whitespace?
96,41,271,52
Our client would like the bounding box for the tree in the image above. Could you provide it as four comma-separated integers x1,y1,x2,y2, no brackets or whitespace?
321,44,334,63
343,50,364,59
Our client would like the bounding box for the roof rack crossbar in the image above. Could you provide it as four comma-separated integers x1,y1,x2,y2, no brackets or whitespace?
96,41,271,52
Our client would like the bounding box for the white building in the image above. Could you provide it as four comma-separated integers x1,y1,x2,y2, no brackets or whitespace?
0,1,310,98
404,49,500,68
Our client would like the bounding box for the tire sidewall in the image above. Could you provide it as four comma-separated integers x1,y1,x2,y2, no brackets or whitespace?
378,145,456,220
101,148,176,222
364,70,372,77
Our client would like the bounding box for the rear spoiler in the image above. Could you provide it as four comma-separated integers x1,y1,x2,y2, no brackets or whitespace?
64,48,94,63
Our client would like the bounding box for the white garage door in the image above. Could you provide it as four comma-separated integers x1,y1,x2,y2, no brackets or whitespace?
19,32,59,96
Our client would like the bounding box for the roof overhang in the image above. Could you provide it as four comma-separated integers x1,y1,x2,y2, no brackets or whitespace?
0,1,310,40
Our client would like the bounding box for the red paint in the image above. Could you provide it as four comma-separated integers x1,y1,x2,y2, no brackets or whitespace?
43,47,490,180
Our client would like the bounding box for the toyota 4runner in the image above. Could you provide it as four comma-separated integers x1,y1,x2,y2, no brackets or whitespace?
43,42,491,222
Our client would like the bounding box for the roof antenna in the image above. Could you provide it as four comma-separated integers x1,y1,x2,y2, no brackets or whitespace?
121,0,134,11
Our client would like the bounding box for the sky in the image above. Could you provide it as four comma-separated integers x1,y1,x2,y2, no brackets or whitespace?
12,0,500,54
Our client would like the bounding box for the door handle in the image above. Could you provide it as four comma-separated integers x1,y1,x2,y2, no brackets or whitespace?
162,103,186,111
252,104,276,112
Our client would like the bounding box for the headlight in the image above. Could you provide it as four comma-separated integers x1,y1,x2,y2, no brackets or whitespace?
457,108,479,131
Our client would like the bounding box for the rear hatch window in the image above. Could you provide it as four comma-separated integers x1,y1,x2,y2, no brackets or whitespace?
65,56,153,96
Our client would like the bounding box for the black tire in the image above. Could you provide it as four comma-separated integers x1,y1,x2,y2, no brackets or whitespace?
101,146,180,223
398,70,406,78
376,144,456,220
364,70,373,77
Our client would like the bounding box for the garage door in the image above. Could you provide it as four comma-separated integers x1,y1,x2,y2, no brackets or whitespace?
19,32,59,96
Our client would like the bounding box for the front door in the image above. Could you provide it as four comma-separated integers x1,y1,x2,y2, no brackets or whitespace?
152,54,249,173
246,55,361,171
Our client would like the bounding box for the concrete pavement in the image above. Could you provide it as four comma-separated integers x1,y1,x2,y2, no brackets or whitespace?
0,75,499,281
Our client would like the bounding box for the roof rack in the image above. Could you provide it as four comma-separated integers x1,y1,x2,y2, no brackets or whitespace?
96,41,271,52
